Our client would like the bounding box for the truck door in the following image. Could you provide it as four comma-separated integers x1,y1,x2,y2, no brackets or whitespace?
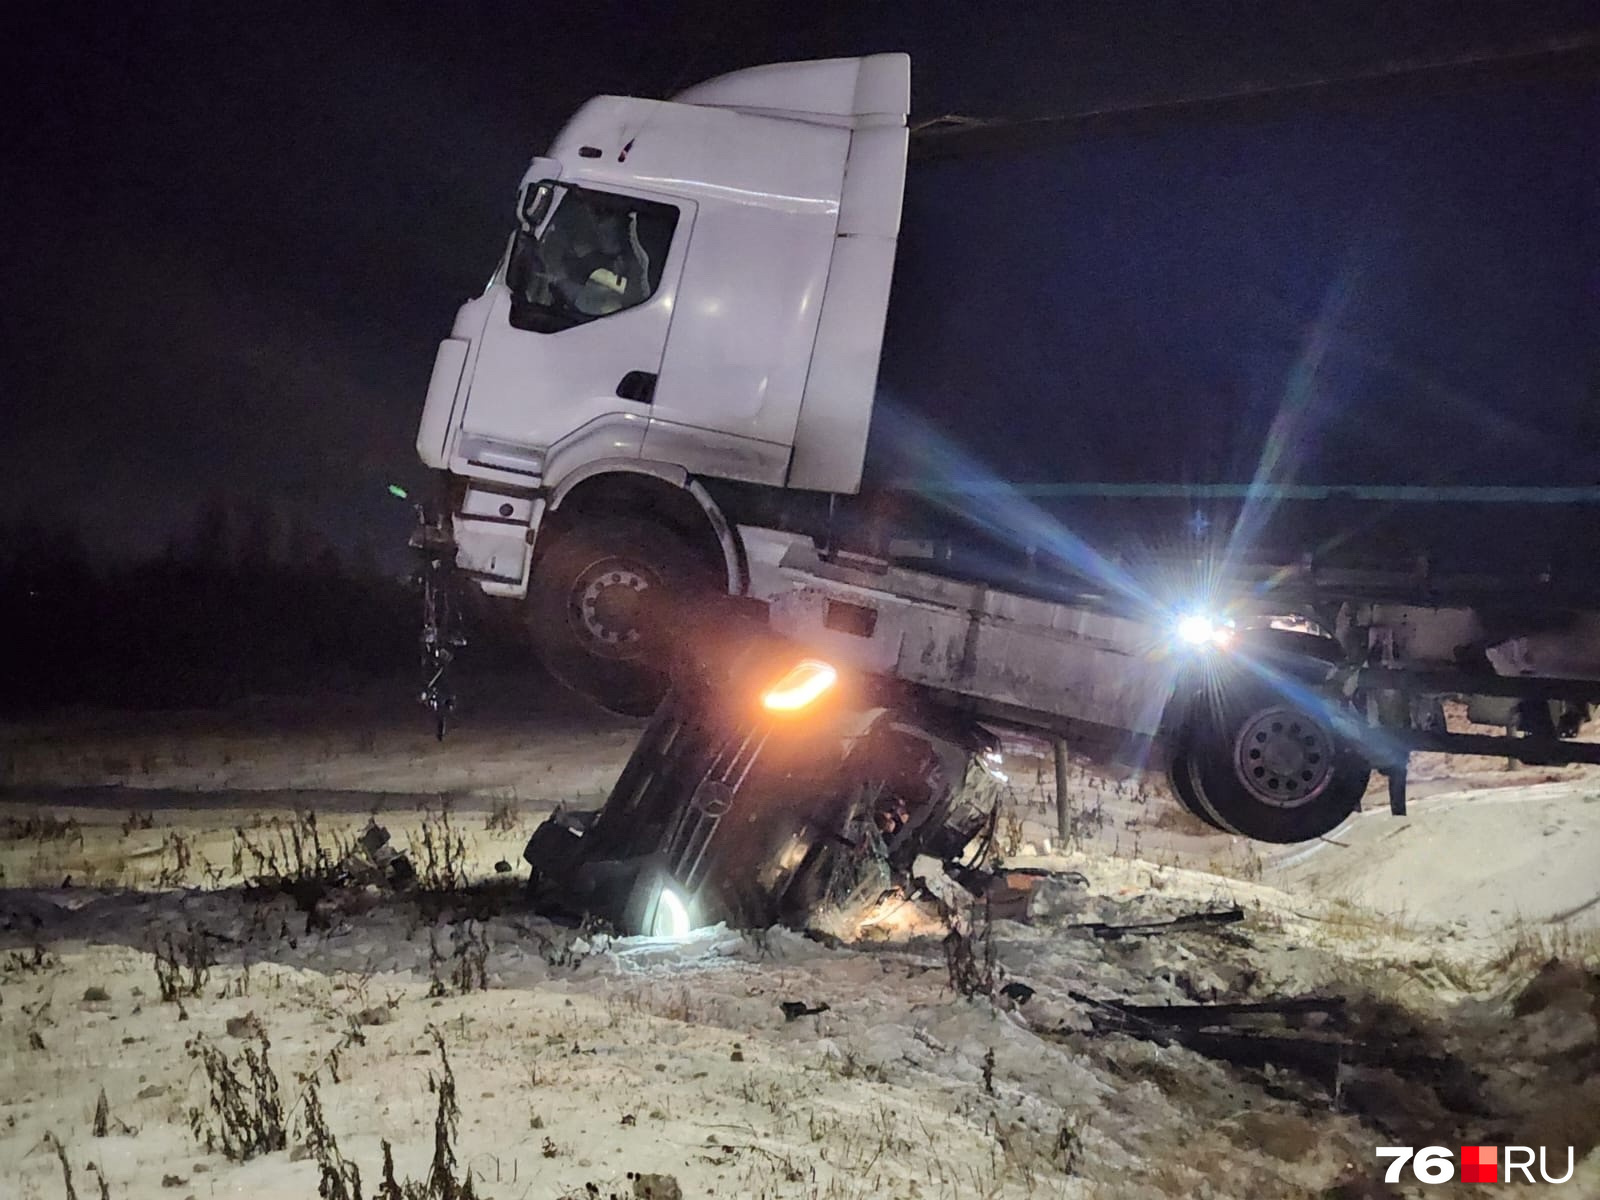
455,181,694,482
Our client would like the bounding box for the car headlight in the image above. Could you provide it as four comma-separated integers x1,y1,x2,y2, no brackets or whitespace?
649,884,692,939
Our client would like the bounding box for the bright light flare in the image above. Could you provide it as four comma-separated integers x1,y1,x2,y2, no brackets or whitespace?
651,885,691,939
760,658,838,713
1176,613,1235,649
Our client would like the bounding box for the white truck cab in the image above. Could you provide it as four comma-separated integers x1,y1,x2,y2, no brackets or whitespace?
416,54,910,659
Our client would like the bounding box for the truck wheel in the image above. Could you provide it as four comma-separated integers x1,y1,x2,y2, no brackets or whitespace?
1166,731,1228,832
1180,686,1370,843
527,517,708,716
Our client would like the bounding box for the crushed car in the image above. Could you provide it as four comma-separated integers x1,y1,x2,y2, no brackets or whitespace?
522,611,1006,936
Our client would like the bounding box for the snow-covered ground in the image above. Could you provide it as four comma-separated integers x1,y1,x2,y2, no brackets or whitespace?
1272,776,1600,936
3,698,1598,1198
0,684,643,801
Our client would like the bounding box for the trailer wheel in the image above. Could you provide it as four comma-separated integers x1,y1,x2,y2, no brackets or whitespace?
1179,686,1369,843
527,517,707,716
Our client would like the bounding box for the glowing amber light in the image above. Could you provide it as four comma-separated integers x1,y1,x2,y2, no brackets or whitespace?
760,659,838,712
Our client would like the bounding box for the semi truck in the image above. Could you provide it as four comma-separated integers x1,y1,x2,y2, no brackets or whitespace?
410,51,1600,919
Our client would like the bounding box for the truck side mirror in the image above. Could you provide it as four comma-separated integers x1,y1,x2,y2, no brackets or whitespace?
518,181,554,232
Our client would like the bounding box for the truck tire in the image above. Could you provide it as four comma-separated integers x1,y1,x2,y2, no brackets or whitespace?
526,517,709,716
1178,684,1370,843
1166,730,1228,832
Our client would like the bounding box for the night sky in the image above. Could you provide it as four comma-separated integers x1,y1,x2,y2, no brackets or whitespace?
4,1,1596,567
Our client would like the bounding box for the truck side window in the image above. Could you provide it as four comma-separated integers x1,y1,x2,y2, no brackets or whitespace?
505,183,679,333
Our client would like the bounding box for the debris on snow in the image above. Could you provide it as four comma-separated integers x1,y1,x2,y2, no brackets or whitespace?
778,1000,830,1021
1068,905,1245,939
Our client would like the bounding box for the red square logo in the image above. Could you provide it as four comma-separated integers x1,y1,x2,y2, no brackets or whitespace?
1461,1145,1497,1184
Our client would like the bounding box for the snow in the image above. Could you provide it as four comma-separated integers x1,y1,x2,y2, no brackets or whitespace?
0,688,643,800
3,702,1599,1197
1271,777,1600,934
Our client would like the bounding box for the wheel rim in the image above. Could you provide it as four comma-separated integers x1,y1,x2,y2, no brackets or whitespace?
1230,705,1335,808
568,556,656,660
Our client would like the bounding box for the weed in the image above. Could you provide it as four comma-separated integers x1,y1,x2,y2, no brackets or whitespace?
1052,1114,1085,1174
89,1086,134,1138
484,799,519,833
823,1048,888,1084
264,1029,486,1200
188,1030,287,1161
1070,794,1107,843
427,928,449,999
527,927,591,972
300,1016,368,1089
121,809,155,835
1493,922,1600,972
299,1078,364,1200
740,926,773,959
450,921,490,994
233,810,353,888
378,1141,403,1200
412,803,470,895
942,894,998,1001
419,1025,480,1199
3,943,58,975
219,963,253,1000
1,813,83,844
232,810,360,930
156,830,193,887
153,926,213,1002
736,1076,793,1119
44,1131,78,1200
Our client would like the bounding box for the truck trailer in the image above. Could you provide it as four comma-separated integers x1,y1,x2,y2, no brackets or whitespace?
410,52,1600,924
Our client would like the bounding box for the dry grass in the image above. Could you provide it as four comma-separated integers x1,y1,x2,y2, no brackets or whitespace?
1304,896,1423,943
1492,921,1600,973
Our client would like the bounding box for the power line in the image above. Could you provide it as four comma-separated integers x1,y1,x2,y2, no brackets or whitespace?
912,34,1600,157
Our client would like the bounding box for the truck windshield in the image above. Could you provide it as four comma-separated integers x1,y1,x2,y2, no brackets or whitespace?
505,183,679,333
